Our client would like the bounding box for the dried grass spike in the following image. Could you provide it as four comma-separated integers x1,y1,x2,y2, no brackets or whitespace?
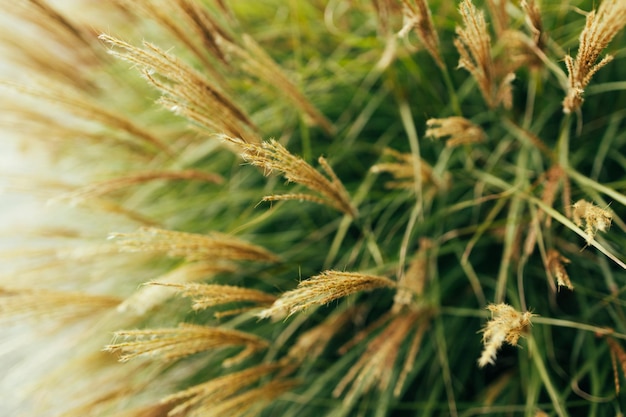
288,307,357,361
58,170,223,203
521,0,544,50
454,0,516,108
150,282,276,316
230,34,335,135
117,263,234,315
162,363,283,416
109,227,279,263
562,1,626,113
478,303,534,368
393,238,432,312
399,0,444,68
100,34,260,143
370,148,448,195
231,138,358,218
200,378,298,417
546,249,573,290
104,323,268,365
572,199,613,244
454,0,495,107
333,310,428,403
0,287,121,322
426,116,486,147
258,270,396,320
3,82,173,155
606,337,626,394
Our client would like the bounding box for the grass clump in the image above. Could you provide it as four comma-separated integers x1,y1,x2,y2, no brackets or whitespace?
1,1,626,416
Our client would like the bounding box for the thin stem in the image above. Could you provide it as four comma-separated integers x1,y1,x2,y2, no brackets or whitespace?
523,70,538,129
474,170,626,270
528,335,569,417
558,114,571,169
434,315,458,417
567,168,626,207
532,317,621,339
396,96,424,280
495,145,529,303
441,65,462,116
440,307,626,340
397,98,423,217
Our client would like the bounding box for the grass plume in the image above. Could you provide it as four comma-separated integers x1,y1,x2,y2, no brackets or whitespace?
229,137,358,218
478,303,534,368
563,0,626,114
109,227,279,263
105,323,268,366
258,271,395,320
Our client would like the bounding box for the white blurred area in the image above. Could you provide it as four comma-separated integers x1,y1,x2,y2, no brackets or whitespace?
0,7,58,240
0,10,65,413
0,5,125,415
0,1,121,242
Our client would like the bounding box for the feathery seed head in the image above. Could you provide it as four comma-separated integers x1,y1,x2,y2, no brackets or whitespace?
572,199,613,244
258,270,396,320
105,323,268,366
607,337,626,394
0,287,121,322
546,249,573,290
426,116,486,147
399,0,444,68
161,362,295,417
478,303,534,368
454,0,516,108
455,0,494,107
149,282,276,317
370,148,449,200
563,0,626,113
393,238,432,312
117,263,235,315
230,137,358,218
521,0,545,52
109,227,279,263
100,34,260,144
